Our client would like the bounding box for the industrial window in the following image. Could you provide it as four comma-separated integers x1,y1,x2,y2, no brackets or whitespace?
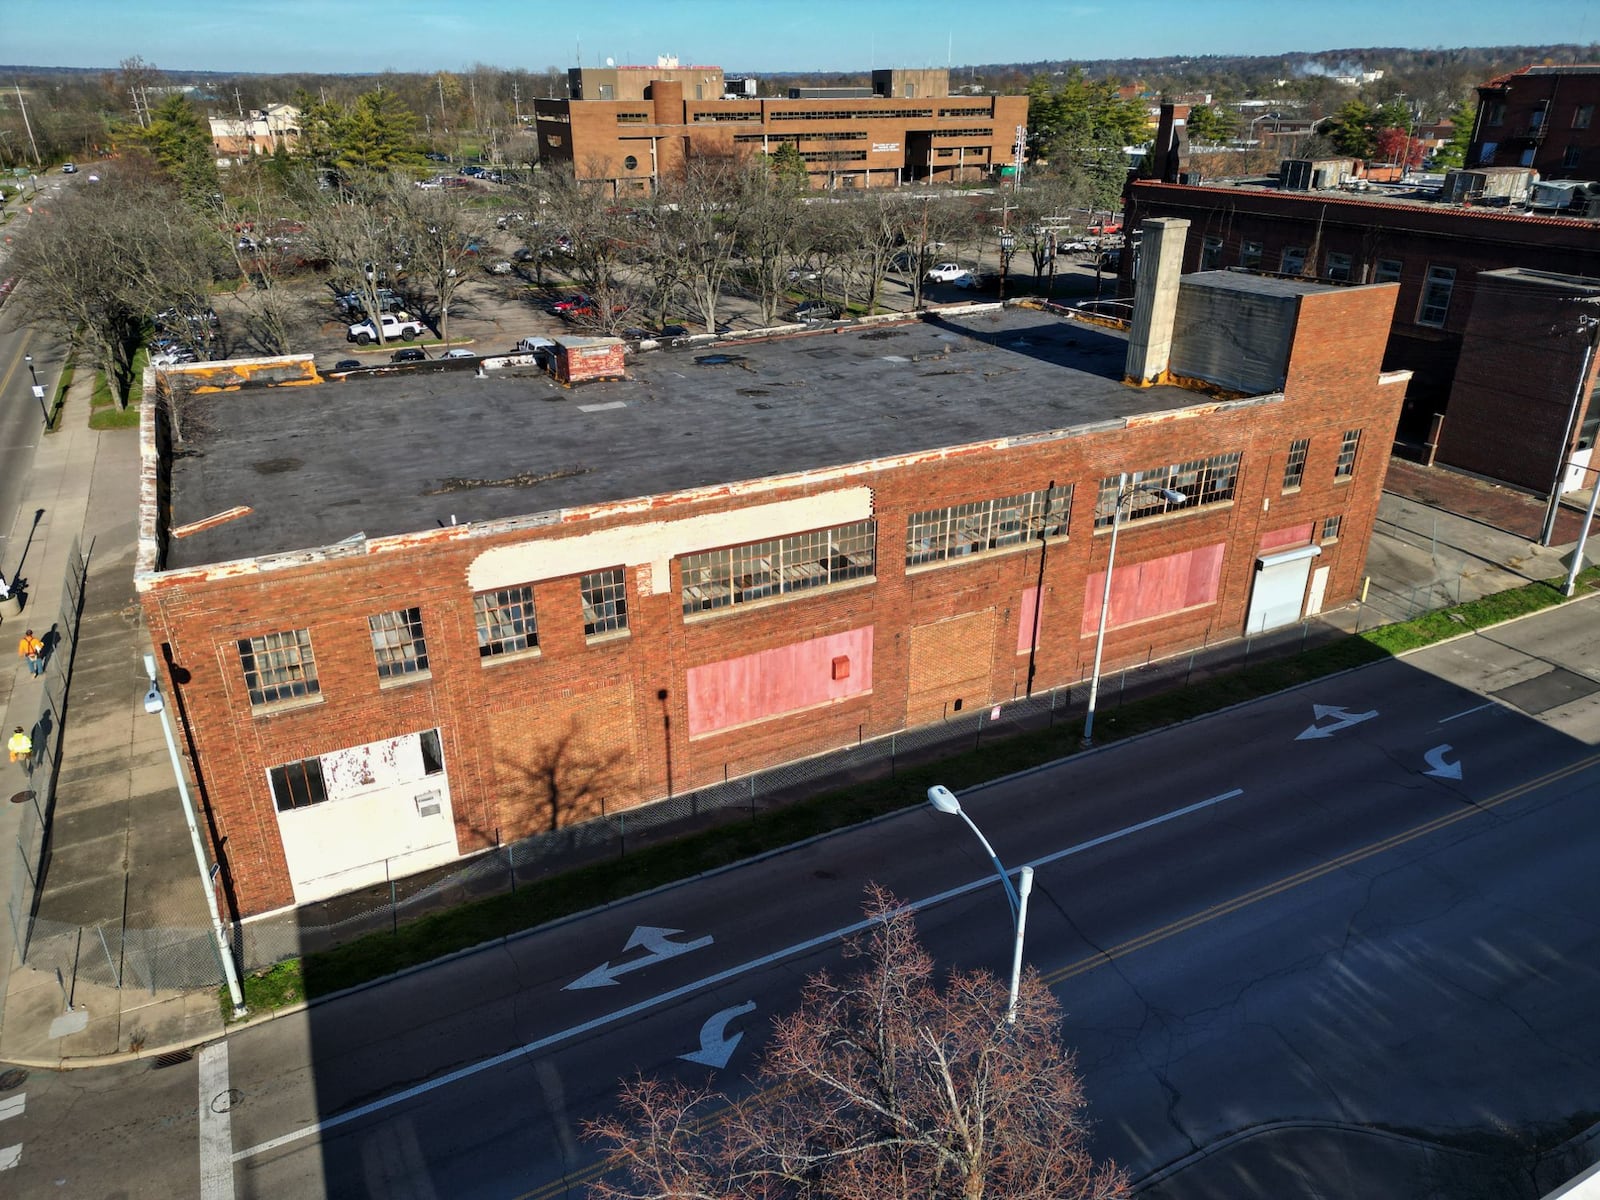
933,127,997,139
906,486,1073,567
368,608,429,679
1576,105,1595,130
1322,514,1343,542
680,520,876,614
801,150,867,163
269,756,327,812
420,728,444,775
1373,258,1403,284
1280,246,1307,275
939,106,991,117
693,111,762,123
1095,453,1241,529
474,584,538,657
1325,252,1353,282
615,112,649,125
1565,145,1582,169
1417,266,1456,327
1283,438,1311,491
581,567,629,637
771,108,932,121
238,629,319,707
1335,429,1362,479
1239,240,1263,269
1200,236,1223,270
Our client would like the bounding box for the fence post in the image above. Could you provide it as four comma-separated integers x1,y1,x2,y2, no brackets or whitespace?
95,923,118,987
890,732,897,778
388,860,398,934
749,776,757,817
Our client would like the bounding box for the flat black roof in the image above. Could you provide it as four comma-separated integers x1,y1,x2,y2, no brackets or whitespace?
165,308,1207,568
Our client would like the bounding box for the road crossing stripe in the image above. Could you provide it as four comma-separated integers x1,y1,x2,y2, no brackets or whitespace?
0,1094,22,1122
198,1042,233,1200
0,1144,18,1170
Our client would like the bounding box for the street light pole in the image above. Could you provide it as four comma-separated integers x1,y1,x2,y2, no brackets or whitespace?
1083,475,1188,746
23,355,48,425
928,784,1034,1025
143,654,246,1017
1563,463,1600,597
1540,309,1600,547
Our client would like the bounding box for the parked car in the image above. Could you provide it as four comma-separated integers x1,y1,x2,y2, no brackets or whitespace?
924,262,968,283
61,162,77,174
459,165,488,178
951,272,989,290
789,300,842,323
424,152,451,163
486,260,514,274
390,347,428,363
510,247,536,263
336,289,405,316
442,348,477,359
348,313,426,345
1055,238,1093,254
330,359,364,372
151,347,199,367
414,178,442,190
1097,249,1123,271
516,336,556,366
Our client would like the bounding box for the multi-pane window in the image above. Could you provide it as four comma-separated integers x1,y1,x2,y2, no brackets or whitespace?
269,756,327,812
238,629,319,707
1322,515,1343,542
1325,252,1353,282
1477,142,1498,165
1417,265,1456,327
1484,102,1506,127
1281,246,1307,275
474,584,538,657
1283,438,1311,491
1373,258,1403,284
1095,453,1242,529
420,729,444,775
906,486,1072,567
368,607,429,679
1565,145,1582,170
582,568,629,637
1200,236,1223,270
1239,240,1263,269
680,520,876,614
1576,105,1595,130
1335,429,1362,479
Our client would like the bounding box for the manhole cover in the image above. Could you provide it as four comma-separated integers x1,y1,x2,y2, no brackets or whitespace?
151,1049,194,1070
9,790,33,806
0,1068,26,1092
211,1088,244,1114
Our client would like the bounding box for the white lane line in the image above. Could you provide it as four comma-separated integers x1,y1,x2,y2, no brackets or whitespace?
198,1042,234,1200
0,1144,18,1170
233,787,1246,1163
0,1093,23,1122
1440,701,1498,725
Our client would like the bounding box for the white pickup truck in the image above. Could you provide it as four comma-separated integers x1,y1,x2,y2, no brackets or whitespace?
347,313,426,345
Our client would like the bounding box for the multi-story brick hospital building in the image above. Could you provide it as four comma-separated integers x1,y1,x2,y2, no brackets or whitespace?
138,224,1406,918
535,63,1028,192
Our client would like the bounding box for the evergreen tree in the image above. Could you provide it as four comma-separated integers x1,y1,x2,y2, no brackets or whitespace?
141,93,219,207
338,87,424,172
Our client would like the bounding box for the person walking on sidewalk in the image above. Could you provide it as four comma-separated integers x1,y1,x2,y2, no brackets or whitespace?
8,726,31,763
17,628,43,677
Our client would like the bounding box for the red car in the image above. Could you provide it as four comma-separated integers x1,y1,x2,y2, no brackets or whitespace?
551,294,625,318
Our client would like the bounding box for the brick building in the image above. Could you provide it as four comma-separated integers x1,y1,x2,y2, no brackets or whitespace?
535,65,1028,192
208,103,301,159
1469,64,1600,179
138,243,1404,918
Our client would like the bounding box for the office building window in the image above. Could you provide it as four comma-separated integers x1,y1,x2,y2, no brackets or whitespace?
1096,453,1242,529
368,608,429,679
269,756,327,812
1281,246,1307,275
1325,252,1353,282
1283,438,1310,491
1417,266,1456,327
581,568,629,637
906,486,1072,567
1335,429,1362,479
474,585,538,657
238,629,319,707
680,521,876,614
1322,515,1343,542
1239,240,1263,269
1373,258,1403,284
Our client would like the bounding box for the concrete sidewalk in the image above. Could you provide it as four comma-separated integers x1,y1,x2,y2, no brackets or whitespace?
0,370,223,1067
0,352,1594,1069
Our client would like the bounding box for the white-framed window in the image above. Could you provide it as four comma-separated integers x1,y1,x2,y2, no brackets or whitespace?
906,486,1072,567
1322,514,1343,542
1373,258,1403,284
581,568,629,637
1417,266,1456,327
1281,246,1307,275
368,607,429,679
680,521,876,614
1335,429,1362,479
474,585,537,657
1325,252,1353,282
238,628,319,707
1096,452,1242,529
1283,438,1310,491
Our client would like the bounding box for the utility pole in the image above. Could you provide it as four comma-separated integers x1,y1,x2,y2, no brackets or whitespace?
512,80,522,126
16,84,41,164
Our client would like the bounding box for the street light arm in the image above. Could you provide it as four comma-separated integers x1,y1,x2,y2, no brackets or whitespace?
955,808,1022,920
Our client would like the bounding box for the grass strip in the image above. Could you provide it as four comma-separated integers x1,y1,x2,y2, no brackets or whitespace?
226,567,1599,1019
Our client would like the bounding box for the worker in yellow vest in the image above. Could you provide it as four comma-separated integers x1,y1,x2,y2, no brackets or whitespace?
8,725,31,763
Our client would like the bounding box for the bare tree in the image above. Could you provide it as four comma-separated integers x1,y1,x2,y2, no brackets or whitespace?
301,175,420,343
586,887,1129,1200
735,159,809,327
540,164,637,335
388,179,493,346
655,155,749,334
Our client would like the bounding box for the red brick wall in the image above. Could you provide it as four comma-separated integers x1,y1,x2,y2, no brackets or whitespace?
142,291,1403,915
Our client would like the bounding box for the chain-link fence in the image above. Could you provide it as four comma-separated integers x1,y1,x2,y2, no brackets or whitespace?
23,912,225,993
5,535,86,964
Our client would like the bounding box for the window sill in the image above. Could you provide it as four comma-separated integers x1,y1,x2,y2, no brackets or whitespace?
682,575,877,624
249,694,324,718
378,670,432,690
1092,502,1230,534
905,538,1055,577
480,646,542,668
585,629,632,646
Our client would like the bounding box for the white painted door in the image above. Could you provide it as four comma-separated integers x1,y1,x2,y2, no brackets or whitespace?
1305,565,1330,617
1245,548,1320,635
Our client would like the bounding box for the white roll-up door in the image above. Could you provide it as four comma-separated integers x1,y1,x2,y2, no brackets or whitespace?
1245,544,1322,635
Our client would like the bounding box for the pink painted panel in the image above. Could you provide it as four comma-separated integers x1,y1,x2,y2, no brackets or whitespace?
687,627,874,736
1260,523,1315,553
1081,543,1226,634
1017,586,1041,654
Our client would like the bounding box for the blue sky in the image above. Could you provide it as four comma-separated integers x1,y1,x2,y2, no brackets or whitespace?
5,0,1595,75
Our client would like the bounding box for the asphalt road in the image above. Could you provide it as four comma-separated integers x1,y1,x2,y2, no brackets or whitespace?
7,599,1600,1198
